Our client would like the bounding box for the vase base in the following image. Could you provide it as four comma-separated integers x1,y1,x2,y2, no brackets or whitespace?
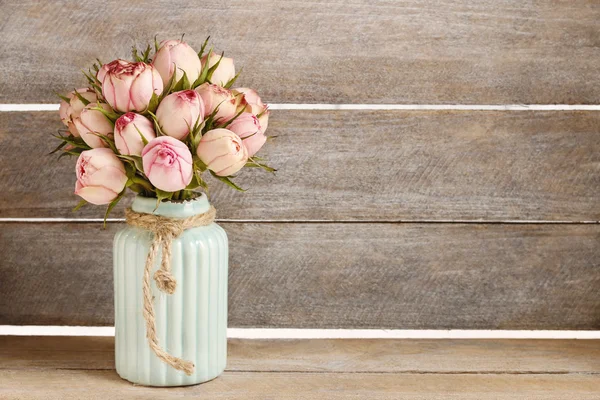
115,367,225,387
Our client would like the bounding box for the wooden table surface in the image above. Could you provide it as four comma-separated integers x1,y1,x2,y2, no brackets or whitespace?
1,336,599,399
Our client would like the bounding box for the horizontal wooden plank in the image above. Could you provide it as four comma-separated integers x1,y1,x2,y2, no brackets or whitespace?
1,222,598,329
2,110,600,221
1,1,599,104
1,369,599,399
2,336,600,374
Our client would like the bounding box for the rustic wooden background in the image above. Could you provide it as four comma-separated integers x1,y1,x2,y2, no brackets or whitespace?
0,0,598,329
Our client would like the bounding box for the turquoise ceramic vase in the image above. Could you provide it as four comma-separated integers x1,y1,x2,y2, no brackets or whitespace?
113,194,228,386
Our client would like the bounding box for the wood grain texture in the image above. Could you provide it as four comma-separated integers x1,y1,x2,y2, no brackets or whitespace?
1,1,599,104
1,370,599,400
1,222,598,329
2,336,600,374
1,337,600,399
2,110,600,221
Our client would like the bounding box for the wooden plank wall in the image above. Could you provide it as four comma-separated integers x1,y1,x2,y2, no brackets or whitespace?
0,0,599,329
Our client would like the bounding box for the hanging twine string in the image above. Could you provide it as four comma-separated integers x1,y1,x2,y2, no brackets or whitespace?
125,205,217,376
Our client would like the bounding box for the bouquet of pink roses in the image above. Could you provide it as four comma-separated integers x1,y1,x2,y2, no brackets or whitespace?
54,37,273,219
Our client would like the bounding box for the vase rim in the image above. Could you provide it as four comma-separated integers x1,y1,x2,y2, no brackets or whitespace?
131,193,211,218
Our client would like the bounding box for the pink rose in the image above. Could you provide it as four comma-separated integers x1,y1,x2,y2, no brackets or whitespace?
195,83,238,122
233,87,269,133
101,60,163,112
73,103,114,149
114,112,156,156
155,90,204,140
59,88,98,137
196,128,248,176
153,40,202,86
234,87,263,106
201,53,235,86
142,136,193,192
96,59,129,84
227,113,266,157
75,148,128,205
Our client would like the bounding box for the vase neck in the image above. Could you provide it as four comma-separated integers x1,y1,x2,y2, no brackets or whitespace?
131,194,211,218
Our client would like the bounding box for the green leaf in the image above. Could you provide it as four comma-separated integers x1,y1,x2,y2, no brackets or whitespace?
127,183,145,194
132,174,153,190
90,132,117,152
205,52,224,83
48,140,67,155
185,165,208,192
172,69,190,92
154,35,160,53
72,89,91,106
160,66,178,98
72,199,87,212
90,105,120,123
245,158,277,173
217,106,246,129
209,170,246,192
147,111,166,136
104,189,126,227
131,43,153,63
142,44,152,63
182,70,191,90
201,107,218,132
197,48,213,84
123,162,136,179
117,154,144,173
197,36,210,59
52,133,91,150
193,156,208,172
256,106,269,119
154,189,174,211
56,93,71,103
224,68,242,89
189,119,206,152
132,45,143,62
81,69,99,87
133,123,150,146
145,92,160,114
185,173,202,190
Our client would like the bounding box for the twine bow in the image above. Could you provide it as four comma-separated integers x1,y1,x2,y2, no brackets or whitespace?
125,205,217,376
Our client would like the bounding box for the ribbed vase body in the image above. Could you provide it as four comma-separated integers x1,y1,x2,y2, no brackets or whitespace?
113,195,228,386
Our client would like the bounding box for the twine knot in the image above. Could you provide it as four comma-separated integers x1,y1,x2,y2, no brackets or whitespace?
125,204,217,376
153,269,177,294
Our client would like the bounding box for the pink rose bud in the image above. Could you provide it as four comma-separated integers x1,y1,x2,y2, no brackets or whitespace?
201,53,235,86
142,136,193,192
96,59,129,84
156,90,204,140
153,40,202,87
196,128,248,176
227,113,266,157
233,87,269,133
59,88,98,137
75,148,128,205
195,83,238,122
114,112,156,156
73,103,114,149
233,87,264,106
101,60,163,112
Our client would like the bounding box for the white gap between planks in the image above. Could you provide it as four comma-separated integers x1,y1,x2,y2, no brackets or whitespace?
0,326,599,339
